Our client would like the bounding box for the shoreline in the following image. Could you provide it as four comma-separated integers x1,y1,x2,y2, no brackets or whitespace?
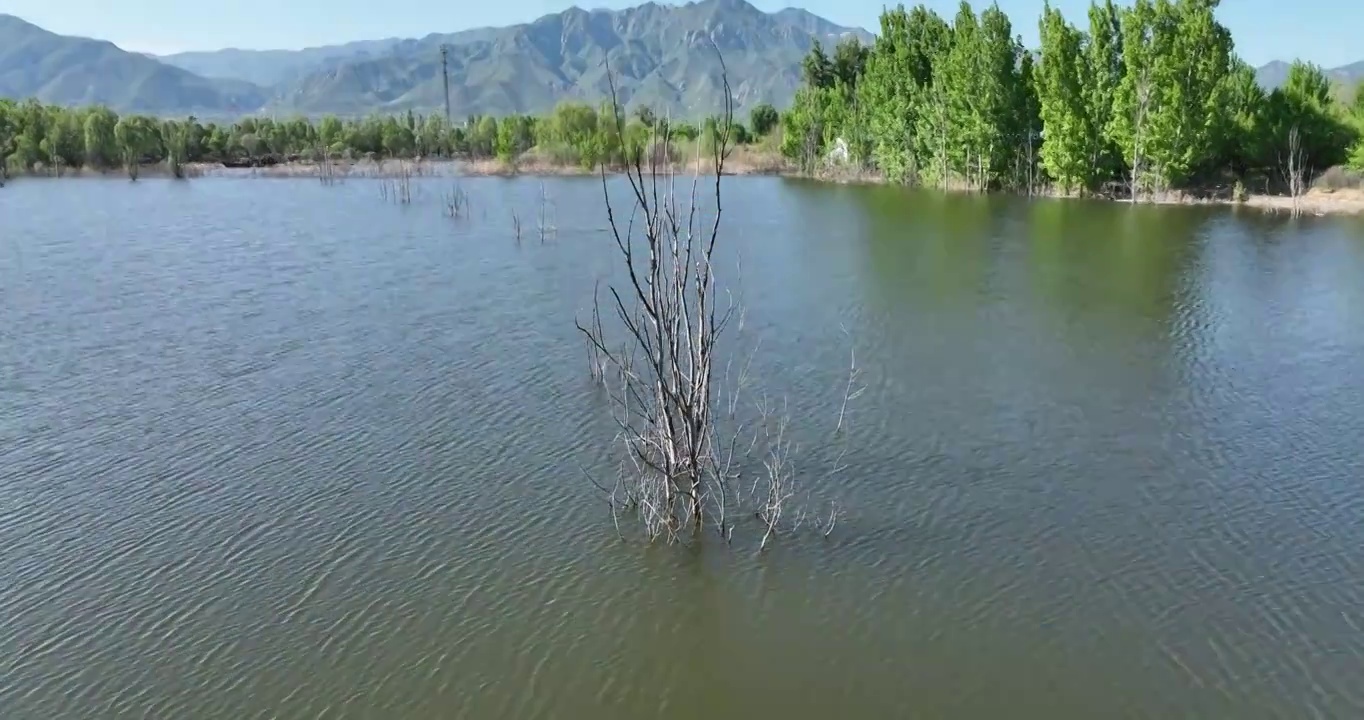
7,157,1363,216
451,159,1364,216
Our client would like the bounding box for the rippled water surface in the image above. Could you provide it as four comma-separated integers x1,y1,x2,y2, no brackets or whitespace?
4,176,1364,719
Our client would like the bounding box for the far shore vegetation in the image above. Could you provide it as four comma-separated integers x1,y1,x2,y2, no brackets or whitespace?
778,0,1364,213
0,94,767,179
3,1,1364,214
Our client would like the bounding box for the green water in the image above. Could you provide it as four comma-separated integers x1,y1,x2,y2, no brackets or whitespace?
2,176,1363,718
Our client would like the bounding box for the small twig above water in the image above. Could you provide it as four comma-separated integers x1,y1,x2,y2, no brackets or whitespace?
378,161,414,204
443,183,470,218
538,181,557,243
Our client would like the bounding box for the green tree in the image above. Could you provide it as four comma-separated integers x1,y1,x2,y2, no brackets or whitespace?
415,115,450,157
930,1,1027,189
538,102,599,166
974,4,1025,187
671,122,699,142
162,119,189,177
204,124,231,161
1349,132,1364,172
253,118,280,155
819,37,873,165
1109,0,1166,197
239,132,264,161
781,87,828,171
1169,0,1234,184
855,5,951,183
1347,81,1364,170
1085,0,1124,181
802,40,836,90
380,117,416,157
317,116,344,148
42,108,85,170
496,115,535,161
1035,3,1095,192
0,99,15,179
1264,61,1353,181
832,37,868,88
113,115,158,179
856,11,916,181
468,115,499,159
935,2,982,184
1013,48,1044,192
183,117,206,162
1112,0,1233,196
343,118,382,156
10,99,48,172
749,103,779,137
1216,58,1268,178
286,117,316,154
448,126,469,156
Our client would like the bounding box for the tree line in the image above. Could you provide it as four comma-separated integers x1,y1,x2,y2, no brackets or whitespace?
781,0,1364,198
0,97,781,180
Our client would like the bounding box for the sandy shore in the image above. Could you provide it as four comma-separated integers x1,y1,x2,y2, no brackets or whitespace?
1243,189,1364,216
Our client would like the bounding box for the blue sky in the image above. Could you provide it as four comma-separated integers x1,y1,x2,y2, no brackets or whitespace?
0,0,1355,67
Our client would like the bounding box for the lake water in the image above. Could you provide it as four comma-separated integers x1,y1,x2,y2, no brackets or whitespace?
3,175,1364,719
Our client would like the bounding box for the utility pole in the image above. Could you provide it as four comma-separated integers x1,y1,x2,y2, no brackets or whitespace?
440,45,452,125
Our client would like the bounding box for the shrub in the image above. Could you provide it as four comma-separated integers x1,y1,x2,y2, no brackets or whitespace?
1313,165,1364,192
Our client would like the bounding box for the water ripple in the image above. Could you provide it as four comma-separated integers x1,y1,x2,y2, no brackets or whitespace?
2,178,1364,718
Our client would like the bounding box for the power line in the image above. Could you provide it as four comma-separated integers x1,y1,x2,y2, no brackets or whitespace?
440,45,452,125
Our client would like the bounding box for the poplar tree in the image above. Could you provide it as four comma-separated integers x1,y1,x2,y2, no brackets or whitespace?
976,5,1024,187
940,2,984,187
1085,0,1123,180
1035,4,1093,193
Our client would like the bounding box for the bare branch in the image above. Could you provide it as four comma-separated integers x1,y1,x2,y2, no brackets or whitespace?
576,45,853,547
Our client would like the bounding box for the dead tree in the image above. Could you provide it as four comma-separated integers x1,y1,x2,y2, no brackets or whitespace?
577,52,861,546
1129,73,1152,204
443,183,469,218
317,144,339,186
397,161,412,203
537,182,556,242
379,162,414,204
1282,124,1306,218
575,52,741,541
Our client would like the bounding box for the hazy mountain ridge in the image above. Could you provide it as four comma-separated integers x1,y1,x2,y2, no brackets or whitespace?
1,2,870,117
1255,59,1364,91
159,39,410,88
178,0,876,117
0,14,266,114
265,0,867,115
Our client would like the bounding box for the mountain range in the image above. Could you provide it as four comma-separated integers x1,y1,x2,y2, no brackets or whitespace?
1254,60,1364,93
0,0,870,119
0,14,265,114
0,1,1358,120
